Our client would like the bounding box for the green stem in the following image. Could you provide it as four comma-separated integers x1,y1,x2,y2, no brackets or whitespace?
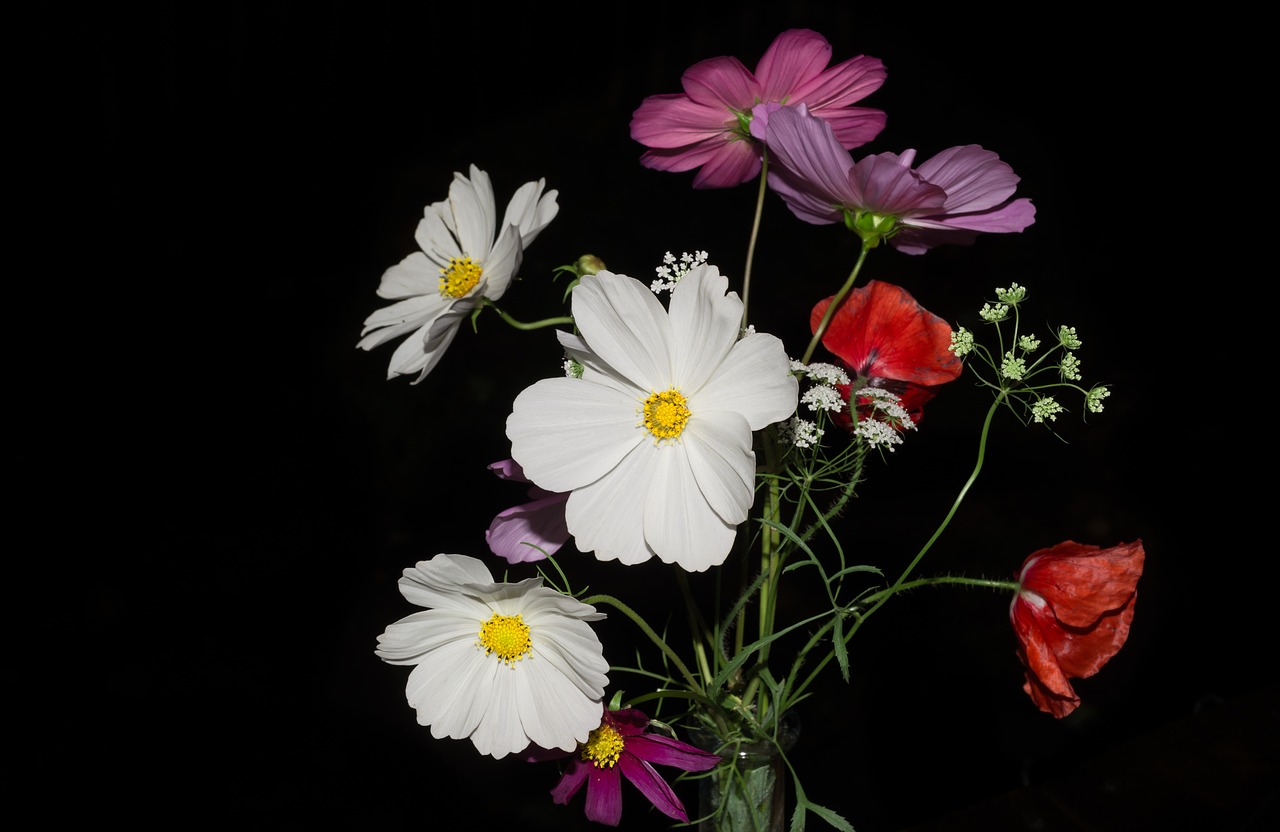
481,299,573,331
582,593,703,695
859,575,1020,604
739,150,769,330
799,244,871,364
846,390,1009,636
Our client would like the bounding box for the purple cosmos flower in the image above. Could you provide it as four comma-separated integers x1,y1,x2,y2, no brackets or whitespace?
630,29,886,189
753,104,1036,253
528,706,722,827
486,459,570,564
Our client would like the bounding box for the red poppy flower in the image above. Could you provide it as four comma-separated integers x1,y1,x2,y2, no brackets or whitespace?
527,706,722,826
1010,539,1146,717
810,280,962,428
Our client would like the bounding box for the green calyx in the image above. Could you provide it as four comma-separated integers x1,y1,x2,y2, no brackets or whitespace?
843,208,899,248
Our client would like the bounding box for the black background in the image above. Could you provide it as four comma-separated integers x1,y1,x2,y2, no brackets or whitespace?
88,3,1271,830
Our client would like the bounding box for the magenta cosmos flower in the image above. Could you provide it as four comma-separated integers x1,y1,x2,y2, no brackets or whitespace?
528,706,721,827
486,459,569,564
630,29,886,189
811,280,963,427
755,104,1035,253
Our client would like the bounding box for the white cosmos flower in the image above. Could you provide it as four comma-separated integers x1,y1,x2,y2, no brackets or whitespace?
375,553,609,759
357,165,559,383
506,265,798,572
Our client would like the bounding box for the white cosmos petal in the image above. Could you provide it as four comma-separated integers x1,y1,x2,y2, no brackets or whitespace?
397,555,510,610
375,609,476,665
405,638,488,735
682,409,755,524
503,178,560,248
467,660,526,758
572,271,674,391
451,165,497,260
479,222,523,301
564,443,658,565
375,554,607,759
358,292,449,343
668,265,742,393
557,331,644,397
643,445,737,572
508,377,645,493
413,209,461,270
694,331,799,428
372,250,438,300
384,296,477,384
519,652,603,752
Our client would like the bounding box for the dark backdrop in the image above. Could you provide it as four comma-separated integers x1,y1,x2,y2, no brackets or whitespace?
89,4,1271,830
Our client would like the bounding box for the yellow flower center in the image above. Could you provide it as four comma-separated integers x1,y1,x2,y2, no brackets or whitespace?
478,613,532,666
642,388,691,440
580,722,625,768
439,256,482,298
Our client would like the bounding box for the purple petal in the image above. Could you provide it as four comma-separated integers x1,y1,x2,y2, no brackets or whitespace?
819,106,889,150
486,493,570,563
583,765,624,826
754,29,832,102
792,53,887,113
487,458,528,483
691,140,763,188
639,141,728,175
890,226,981,255
909,197,1038,234
847,151,947,216
549,761,589,805
916,145,1022,213
681,55,759,109
759,106,855,216
618,756,688,822
626,733,723,771
630,94,733,148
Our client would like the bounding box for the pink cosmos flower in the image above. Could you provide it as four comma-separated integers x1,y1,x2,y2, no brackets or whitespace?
528,706,722,827
810,280,962,427
630,29,886,189
485,459,570,564
754,104,1035,253
1010,540,1146,718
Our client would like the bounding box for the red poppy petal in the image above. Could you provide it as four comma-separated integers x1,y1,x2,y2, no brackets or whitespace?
1019,540,1145,629
1010,597,1079,715
1042,599,1137,680
811,281,961,387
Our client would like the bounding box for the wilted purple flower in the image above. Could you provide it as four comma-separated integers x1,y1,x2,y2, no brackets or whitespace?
753,104,1035,253
486,459,569,564
630,29,886,189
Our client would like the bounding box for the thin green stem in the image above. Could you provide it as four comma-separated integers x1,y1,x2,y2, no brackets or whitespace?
739,151,769,330
582,593,703,694
859,575,1020,604
846,390,1008,636
800,244,871,364
480,299,573,331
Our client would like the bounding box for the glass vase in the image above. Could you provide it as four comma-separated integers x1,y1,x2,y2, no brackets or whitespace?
690,712,800,832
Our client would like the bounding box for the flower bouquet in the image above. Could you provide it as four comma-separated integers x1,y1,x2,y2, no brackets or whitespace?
360,28,1145,831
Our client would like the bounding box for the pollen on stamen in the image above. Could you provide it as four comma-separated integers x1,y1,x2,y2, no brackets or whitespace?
440,256,483,299
641,388,691,441
477,612,532,667
580,722,626,768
